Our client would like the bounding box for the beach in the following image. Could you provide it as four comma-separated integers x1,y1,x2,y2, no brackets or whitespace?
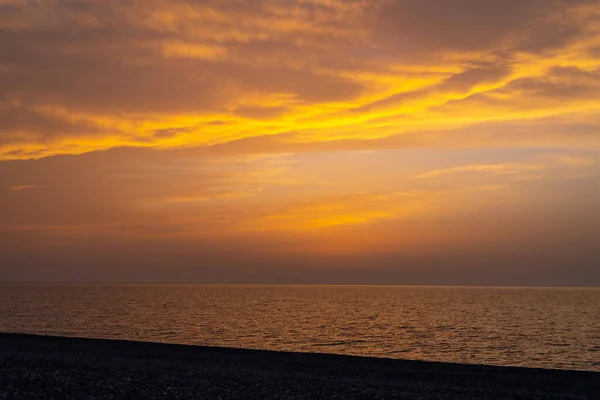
0,333,598,399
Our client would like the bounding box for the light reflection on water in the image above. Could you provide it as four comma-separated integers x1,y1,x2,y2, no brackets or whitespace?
1,284,598,371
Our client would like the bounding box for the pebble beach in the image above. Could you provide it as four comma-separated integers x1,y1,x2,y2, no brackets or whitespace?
1,333,598,399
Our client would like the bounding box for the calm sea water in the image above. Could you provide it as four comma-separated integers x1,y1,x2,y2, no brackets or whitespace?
0,284,598,371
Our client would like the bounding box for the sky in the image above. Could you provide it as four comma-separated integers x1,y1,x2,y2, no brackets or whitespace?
1,0,599,285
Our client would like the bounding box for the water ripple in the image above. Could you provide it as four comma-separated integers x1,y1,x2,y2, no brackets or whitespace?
0,284,599,372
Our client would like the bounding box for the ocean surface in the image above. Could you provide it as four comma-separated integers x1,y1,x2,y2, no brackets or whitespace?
0,284,598,372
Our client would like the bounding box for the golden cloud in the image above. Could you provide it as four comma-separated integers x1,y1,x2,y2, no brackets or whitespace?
0,0,599,159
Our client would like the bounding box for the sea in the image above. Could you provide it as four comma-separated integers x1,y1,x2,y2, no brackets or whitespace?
0,284,598,372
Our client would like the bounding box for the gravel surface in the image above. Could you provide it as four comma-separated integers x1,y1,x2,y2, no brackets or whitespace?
0,333,598,399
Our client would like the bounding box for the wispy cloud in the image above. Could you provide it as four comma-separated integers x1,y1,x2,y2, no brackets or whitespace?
413,153,598,180
413,164,544,180
0,0,599,159
9,185,38,192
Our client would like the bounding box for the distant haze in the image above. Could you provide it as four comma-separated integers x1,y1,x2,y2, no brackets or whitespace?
1,0,599,285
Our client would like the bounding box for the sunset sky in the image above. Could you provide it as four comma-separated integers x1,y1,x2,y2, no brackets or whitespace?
1,0,599,285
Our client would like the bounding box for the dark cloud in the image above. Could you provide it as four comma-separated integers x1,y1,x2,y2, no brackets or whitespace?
352,88,430,113
3,55,229,114
589,46,600,58
508,80,600,99
439,63,512,92
445,66,600,110
0,102,110,142
547,66,600,82
233,105,288,119
1,40,361,116
0,0,364,120
151,127,195,139
370,0,595,55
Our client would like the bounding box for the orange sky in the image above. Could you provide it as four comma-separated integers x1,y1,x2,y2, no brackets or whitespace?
1,0,599,284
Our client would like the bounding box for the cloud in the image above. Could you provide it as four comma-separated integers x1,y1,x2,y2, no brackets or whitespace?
544,153,598,167
439,63,513,92
413,153,598,180
9,184,38,192
0,101,113,144
150,127,195,140
413,164,544,179
233,105,288,120
256,192,428,231
354,62,513,113
0,0,369,157
370,0,598,55
0,0,598,159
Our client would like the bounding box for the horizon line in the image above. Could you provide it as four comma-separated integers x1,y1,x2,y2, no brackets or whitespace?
1,281,599,289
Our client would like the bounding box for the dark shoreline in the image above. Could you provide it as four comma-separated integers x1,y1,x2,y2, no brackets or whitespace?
1,333,598,399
